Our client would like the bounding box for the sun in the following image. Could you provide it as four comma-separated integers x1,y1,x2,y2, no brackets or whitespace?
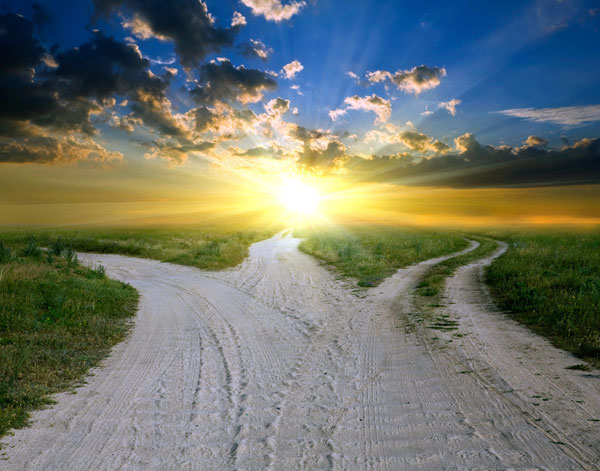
278,178,321,215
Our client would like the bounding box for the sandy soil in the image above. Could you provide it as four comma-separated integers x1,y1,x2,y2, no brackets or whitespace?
1,232,598,470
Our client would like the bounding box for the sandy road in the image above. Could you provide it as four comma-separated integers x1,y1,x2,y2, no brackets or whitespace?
2,232,599,470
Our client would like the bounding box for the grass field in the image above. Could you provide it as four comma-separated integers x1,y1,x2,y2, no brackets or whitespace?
0,225,279,271
297,225,469,287
0,238,139,438
482,228,600,365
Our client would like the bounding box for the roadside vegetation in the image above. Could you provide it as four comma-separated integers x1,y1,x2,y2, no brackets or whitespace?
412,236,499,334
0,237,139,439
415,236,498,299
297,225,469,287
0,225,280,271
481,228,600,365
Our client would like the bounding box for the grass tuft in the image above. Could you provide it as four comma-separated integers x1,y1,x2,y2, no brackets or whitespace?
297,225,468,287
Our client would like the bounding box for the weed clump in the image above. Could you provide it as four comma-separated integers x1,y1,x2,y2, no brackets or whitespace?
22,237,41,258
0,241,12,263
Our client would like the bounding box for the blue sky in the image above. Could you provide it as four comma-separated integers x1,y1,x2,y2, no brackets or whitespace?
1,0,599,192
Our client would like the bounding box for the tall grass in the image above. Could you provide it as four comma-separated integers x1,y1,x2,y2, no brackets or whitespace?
0,225,279,271
0,238,138,438
483,228,600,363
297,225,468,287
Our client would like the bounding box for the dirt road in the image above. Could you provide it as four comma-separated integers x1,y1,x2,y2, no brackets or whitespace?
2,232,599,470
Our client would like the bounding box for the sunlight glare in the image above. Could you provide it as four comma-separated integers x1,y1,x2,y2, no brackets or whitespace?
279,179,321,215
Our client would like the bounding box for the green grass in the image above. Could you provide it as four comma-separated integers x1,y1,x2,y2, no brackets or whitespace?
411,236,498,335
482,228,600,364
297,225,469,287
0,225,279,271
0,238,139,439
415,236,498,299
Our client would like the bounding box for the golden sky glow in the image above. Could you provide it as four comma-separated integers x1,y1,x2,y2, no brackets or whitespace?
2,158,599,227
1,1,599,228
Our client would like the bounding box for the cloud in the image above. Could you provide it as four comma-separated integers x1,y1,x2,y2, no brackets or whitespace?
0,12,195,165
240,0,307,22
191,59,277,106
32,3,52,30
190,103,259,139
281,60,303,79
438,99,461,116
143,139,216,164
454,132,479,153
264,97,290,117
497,105,600,126
93,0,237,69
331,94,391,124
240,38,272,61
52,32,166,102
289,125,349,170
0,15,109,137
0,134,123,165
399,131,450,153
523,135,548,148
366,65,446,95
231,11,247,27
346,71,360,82
329,108,347,121
347,135,600,188
49,31,188,137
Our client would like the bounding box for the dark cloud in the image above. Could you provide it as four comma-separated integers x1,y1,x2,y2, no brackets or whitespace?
347,135,600,188
194,106,216,132
50,31,188,137
143,139,215,163
290,125,348,170
0,11,189,164
0,134,123,165
52,31,165,100
0,13,65,134
191,59,277,106
0,12,46,75
32,3,51,29
93,0,238,69
233,146,283,158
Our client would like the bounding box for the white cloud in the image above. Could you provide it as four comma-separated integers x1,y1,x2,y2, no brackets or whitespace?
438,99,461,116
329,108,347,121
231,11,247,26
497,105,600,126
281,60,303,79
240,0,307,22
330,94,391,124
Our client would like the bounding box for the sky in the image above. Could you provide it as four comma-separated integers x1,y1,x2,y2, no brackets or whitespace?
1,0,599,226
